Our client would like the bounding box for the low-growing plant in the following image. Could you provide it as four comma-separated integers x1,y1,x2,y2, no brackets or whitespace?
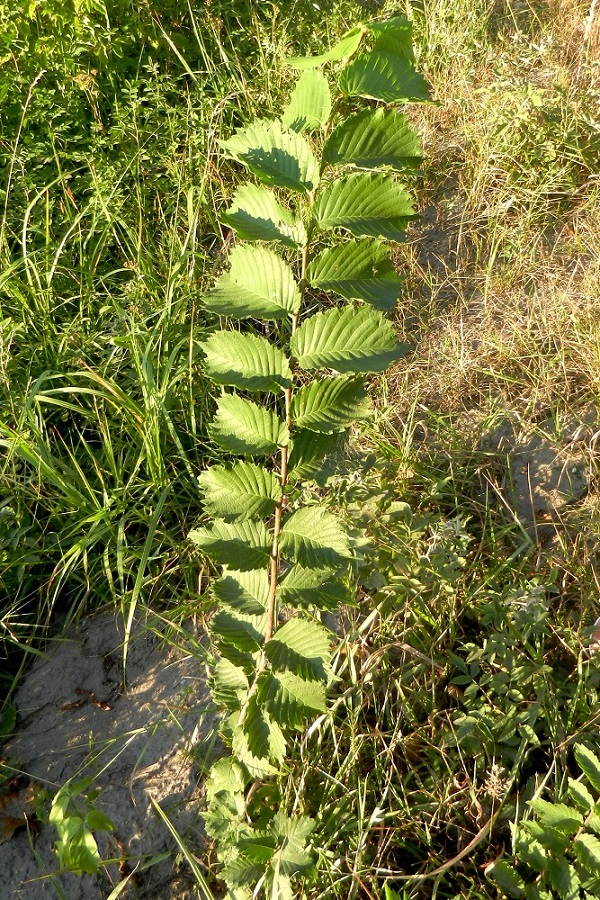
48,776,114,876
187,16,430,897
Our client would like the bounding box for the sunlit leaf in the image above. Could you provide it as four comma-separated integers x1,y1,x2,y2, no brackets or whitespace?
221,119,320,192
314,173,416,241
339,51,430,104
222,184,306,245
288,26,365,69
323,108,421,172
290,376,370,432
280,507,352,568
189,518,271,570
201,331,292,392
257,670,327,727
204,245,301,319
307,238,402,310
265,618,332,681
213,569,269,615
282,70,332,132
210,394,289,456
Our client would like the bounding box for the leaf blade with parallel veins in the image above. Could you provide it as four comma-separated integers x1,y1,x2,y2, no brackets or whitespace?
198,462,281,522
221,184,306,246
204,245,301,320
287,430,344,482
257,670,327,728
339,51,431,104
282,70,332,133
220,119,320,193
201,331,292,393
323,108,421,172
279,565,353,611
280,507,352,568
366,16,415,60
213,569,269,615
210,394,289,456
313,173,416,242
290,376,370,432
265,618,332,682
189,518,271,570
307,238,402,310
291,306,408,373
287,26,365,69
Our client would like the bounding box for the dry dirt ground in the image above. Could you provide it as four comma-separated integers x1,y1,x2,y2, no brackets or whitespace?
0,612,214,899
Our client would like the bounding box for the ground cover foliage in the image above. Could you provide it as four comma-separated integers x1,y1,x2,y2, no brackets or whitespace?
1,1,600,898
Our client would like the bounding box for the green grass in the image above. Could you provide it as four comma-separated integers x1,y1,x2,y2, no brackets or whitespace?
2,0,600,897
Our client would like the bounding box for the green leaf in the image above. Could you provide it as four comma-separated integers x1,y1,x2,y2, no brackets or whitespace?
524,821,571,856
220,119,320,192
314,173,416,241
568,778,596,812
222,854,266,889
84,810,115,832
547,857,581,900
211,607,267,652
528,800,583,834
189,519,271,570
576,744,600,793
241,695,287,763
486,860,525,897
282,70,332,132
288,25,365,69
213,569,269,615
287,429,344,481
222,184,306,246
271,811,315,876
366,17,415,60
323,109,421,172
514,831,547,873
265,618,332,681
205,757,247,840
291,306,408,373
339,51,430,104
204,245,301,320
280,507,352,568
307,239,402,310
0,703,16,736
201,331,292,393
257,670,327,727
199,461,280,522
279,565,352,611
290,376,370,432
575,833,600,875
212,657,249,710
210,394,289,456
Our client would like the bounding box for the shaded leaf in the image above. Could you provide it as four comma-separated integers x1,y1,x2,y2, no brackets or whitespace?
291,305,408,373
280,507,351,568
307,238,402,310
265,618,332,681
323,108,421,172
547,857,581,900
291,377,370,432
366,16,414,60
211,607,267,652
222,184,306,246
201,331,292,393
282,70,332,133
486,860,525,897
575,832,600,875
339,51,430,104
199,461,280,522
287,430,344,481
221,119,320,192
189,518,271,570
204,245,301,320
288,26,365,69
314,173,416,241
213,569,269,615
257,670,327,728
271,811,315,876
210,394,289,456
211,657,249,711
279,565,352,611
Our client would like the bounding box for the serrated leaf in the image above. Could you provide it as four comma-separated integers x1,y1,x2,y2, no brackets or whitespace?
287,430,344,481
291,376,370,432
211,607,267,652
323,108,421,172
291,305,408,373
258,670,327,727
528,800,583,834
210,394,289,456
282,70,332,132
514,831,547,873
240,695,287,763
214,569,269,615
212,657,249,711
339,51,430,103
288,25,365,69
366,17,415,60
576,744,600,793
279,565,352,611
524,820,571,856
229,712,280,779
271,811,315,876
575,833,600,875
189,518,271,570
204,245,301,320
201,331,292,393
547,857,581,900
487,860,525,897
307,238,402,310
314,173,416,241
265,618,332,681
199,461,280,522
222,855,266,889
568,778,596,812
280,507,351,568
222,184,306,246
221,119,320,192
